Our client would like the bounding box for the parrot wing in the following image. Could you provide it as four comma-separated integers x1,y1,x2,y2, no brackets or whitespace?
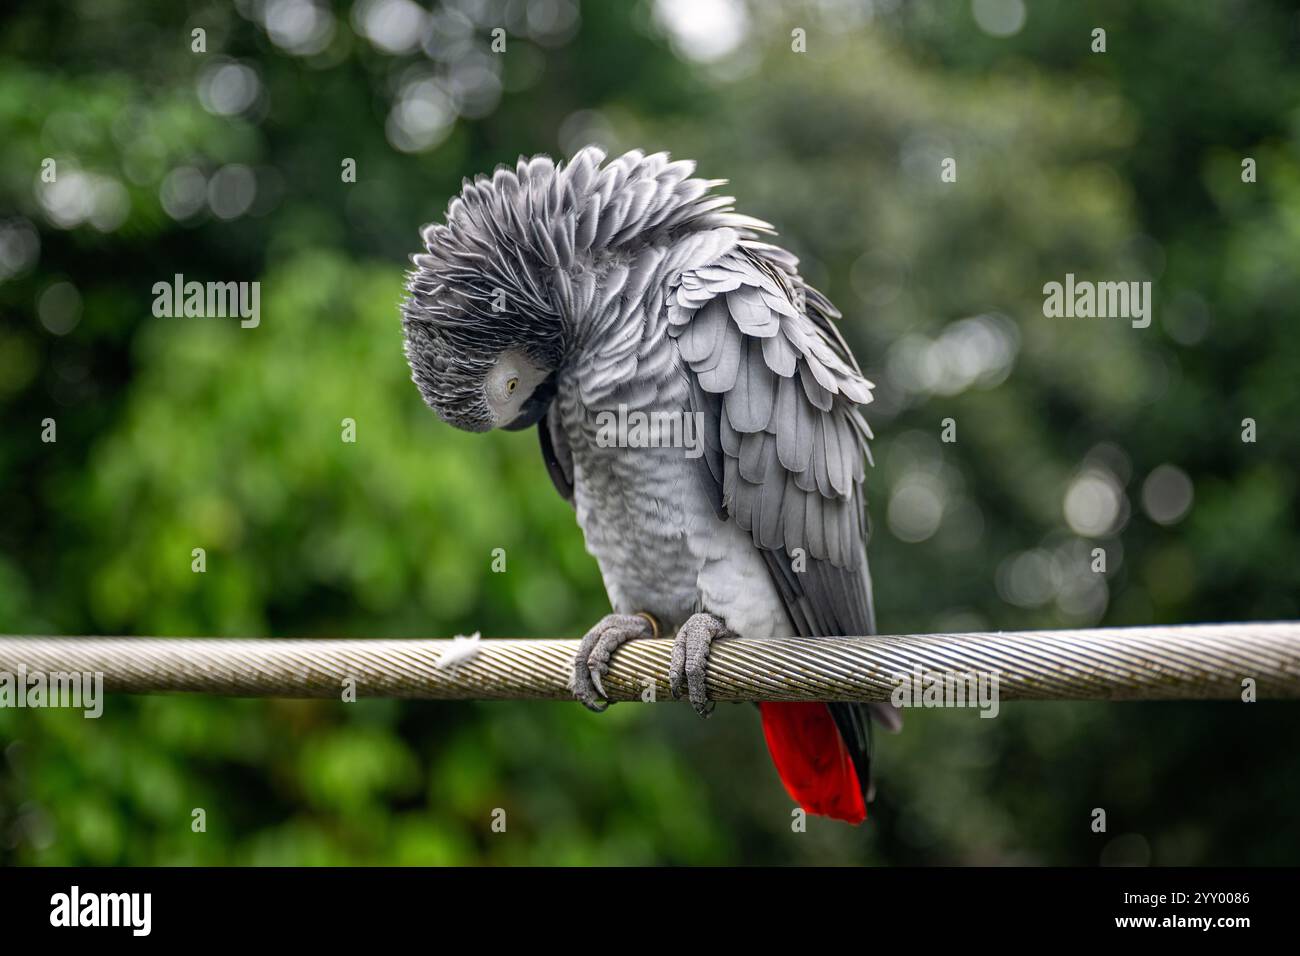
671,242,899,821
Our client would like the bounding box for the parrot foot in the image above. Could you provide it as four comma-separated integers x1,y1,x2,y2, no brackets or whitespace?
569,612,656,712
669,612,729,717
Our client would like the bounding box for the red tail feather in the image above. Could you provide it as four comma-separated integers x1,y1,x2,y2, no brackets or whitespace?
759,702,866,824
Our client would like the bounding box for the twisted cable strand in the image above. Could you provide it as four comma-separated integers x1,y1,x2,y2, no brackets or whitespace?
0,623,1296,703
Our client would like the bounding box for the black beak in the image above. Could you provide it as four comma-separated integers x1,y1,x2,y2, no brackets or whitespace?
502,373,557,431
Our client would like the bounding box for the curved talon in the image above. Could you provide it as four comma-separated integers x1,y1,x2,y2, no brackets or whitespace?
569,613,655,711
668,612,726,717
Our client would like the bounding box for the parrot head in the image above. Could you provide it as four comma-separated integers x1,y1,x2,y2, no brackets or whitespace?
401,305,559,433
402,147,723,432
400,170,569,434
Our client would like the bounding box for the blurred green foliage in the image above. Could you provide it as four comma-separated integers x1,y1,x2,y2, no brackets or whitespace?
1,0,1298,865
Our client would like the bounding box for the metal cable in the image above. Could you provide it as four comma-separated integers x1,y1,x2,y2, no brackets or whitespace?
0,622,1296,703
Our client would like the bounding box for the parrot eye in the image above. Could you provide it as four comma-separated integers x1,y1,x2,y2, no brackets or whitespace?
480,349,552,428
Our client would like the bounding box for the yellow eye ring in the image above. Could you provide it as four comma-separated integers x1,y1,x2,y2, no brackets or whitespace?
505,377,519,395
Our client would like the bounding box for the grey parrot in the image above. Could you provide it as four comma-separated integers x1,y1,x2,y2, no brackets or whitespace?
401,147,898,823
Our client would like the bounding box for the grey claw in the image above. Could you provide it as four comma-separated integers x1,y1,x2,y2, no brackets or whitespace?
569,613,654,711
668,639,686,701
668,612,726,717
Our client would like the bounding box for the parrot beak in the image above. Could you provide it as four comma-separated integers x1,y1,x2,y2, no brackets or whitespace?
502,372,557,431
